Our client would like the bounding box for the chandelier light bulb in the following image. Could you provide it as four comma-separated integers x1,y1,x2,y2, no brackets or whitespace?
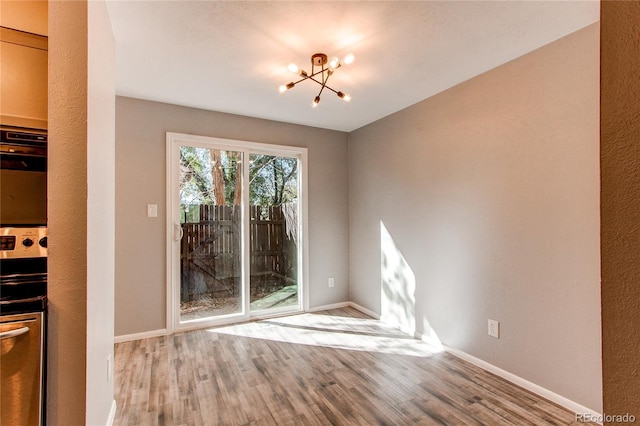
278,82,295,93
288,63,299,74
312,96,320,108
343,53,355,65
328,56,340,70
337,91,352,102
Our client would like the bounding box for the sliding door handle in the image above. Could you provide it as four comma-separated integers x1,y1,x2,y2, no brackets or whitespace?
174,224,183,241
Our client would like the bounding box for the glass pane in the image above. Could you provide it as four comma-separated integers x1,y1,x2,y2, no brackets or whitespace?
249,153,299,311
179,147,243,321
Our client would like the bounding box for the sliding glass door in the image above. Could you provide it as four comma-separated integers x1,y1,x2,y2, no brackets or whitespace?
248,153,300,313
178,147,243,322
167,133,307,331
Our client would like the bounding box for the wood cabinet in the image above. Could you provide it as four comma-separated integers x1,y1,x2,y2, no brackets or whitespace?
0,27,48,130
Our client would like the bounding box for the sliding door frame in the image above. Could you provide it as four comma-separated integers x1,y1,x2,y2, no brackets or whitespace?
166,132,309,333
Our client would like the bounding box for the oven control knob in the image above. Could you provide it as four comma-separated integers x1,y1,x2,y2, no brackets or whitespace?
39,237,48,248
22,238,34,247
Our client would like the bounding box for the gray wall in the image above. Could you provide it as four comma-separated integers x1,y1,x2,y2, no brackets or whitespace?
348,24,601,411
115,97,349,336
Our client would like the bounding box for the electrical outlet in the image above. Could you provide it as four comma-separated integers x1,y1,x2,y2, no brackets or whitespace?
328,277,335,288
147,204,158,218
488,319,500,338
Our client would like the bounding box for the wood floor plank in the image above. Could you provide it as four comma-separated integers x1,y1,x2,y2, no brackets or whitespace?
114,307,595,425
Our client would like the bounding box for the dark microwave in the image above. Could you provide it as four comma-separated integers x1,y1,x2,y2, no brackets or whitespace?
0,127,47,226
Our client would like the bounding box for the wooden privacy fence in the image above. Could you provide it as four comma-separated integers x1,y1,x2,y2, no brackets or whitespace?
180,204,297,301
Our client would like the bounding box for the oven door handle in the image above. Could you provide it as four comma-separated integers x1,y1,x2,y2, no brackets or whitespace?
0,326,30,340
0,297,45,305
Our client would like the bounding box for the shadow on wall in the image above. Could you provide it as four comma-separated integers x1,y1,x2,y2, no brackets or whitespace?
380,221,442,350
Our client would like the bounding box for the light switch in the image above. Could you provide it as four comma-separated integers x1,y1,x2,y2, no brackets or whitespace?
147,204,158,218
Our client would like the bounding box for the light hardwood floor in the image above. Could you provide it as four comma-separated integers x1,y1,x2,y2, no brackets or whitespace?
114,307,593,425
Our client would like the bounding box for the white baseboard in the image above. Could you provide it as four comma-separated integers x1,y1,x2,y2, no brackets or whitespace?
106,399,117,426
114,328,168,343
444,345,601,421
307,301,351,313
307,301,380,320
347,302,380,319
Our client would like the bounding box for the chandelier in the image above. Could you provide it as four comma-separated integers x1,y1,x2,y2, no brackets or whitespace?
279,52,354,107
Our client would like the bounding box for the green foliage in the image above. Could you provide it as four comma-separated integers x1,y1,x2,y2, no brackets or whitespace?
249,154,298,207
179,147,298,219
180,146,212,204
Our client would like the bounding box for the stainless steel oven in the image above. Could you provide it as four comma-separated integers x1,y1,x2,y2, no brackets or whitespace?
1,227,47,426
0,126,47,226
1,198,47,426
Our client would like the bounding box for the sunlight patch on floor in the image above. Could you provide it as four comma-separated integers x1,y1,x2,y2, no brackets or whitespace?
208,312,443,357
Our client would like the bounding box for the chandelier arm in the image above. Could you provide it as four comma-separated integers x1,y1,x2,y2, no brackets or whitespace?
313,69,343,100
318,68,333,95
289,75,342,95
293,75,312,85
322,85,340,95
291,68,327,86
317,85,326,99
307,76,326,86
307,78,340,95
309,69,327,79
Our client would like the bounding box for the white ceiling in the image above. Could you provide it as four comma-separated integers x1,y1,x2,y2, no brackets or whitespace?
106,1,599,132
